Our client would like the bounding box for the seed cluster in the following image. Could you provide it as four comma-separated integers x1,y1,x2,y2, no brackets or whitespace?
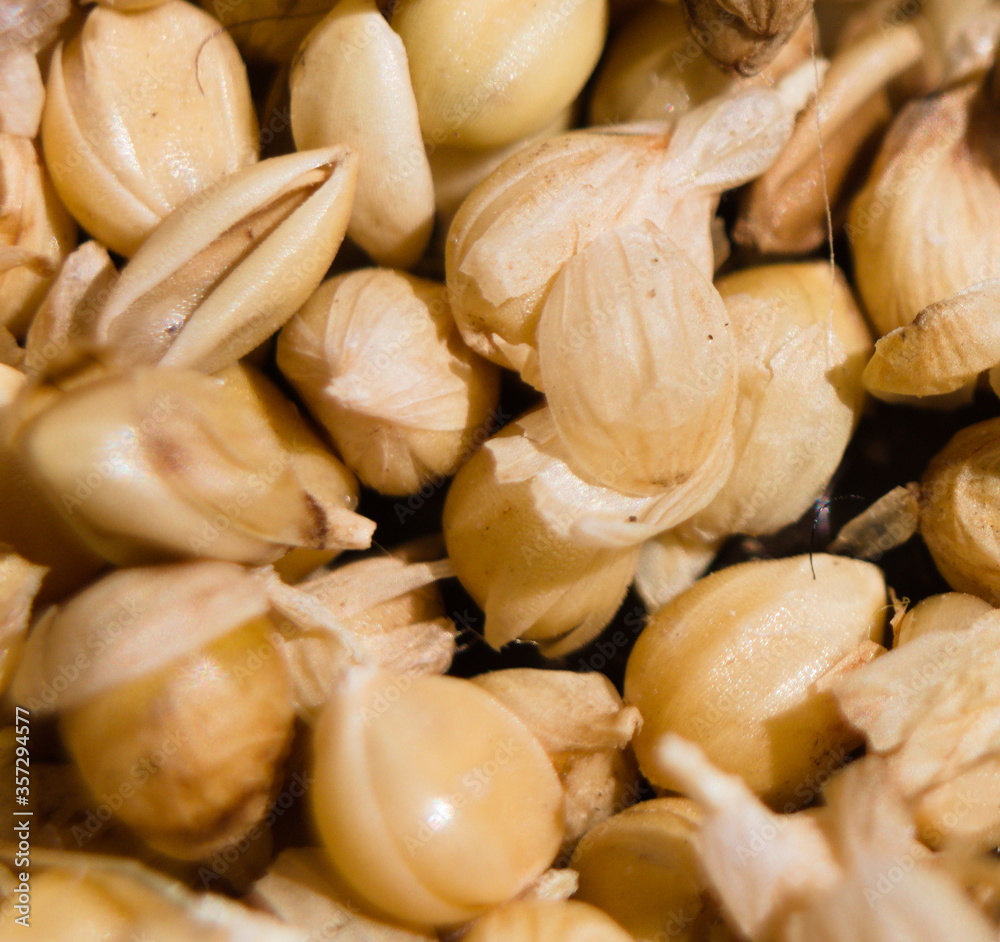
1,0,1000,939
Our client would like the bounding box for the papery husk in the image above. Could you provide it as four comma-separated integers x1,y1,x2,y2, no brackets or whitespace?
14,365,374,567
89,147,357,375
894,592,993,646
834,609,1000,849
8,560,296,861
248,848,436,941
0,365,104,601
391,0,607,150
443,416,639,656
42,0,258,258
485,407,721,549
920,418,1000,603
0,0,71,54
634,529,722,612
0,848,303,940
268,543,457,719
277,269,500,496
201,0,337,64
11,560,272,714
680,263,872,542
446,79,811,381
0,46,42,136
848,76,1000,336
681,0,815,75
656,734,841,941
590,2,814,125
572,798,728,942
472,669,642,847
22,240,116,382
828,483,921,562
537,221,737,500
429,108,572,224
462,899,635,942
736,21,922,254
863,279,1000,399
0,547,43,696
290,0,433,269
0,135,75,337
625,554,887,806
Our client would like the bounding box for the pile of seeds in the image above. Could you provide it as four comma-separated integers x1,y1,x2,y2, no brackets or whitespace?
2,0,1000,939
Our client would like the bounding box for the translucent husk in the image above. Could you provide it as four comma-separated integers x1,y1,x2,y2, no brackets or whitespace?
537,221,738,500
13,364,374,567
0,849,303,940
443,415,639,656
736,21,923,254
310,668,565,927
919,418,1000,603
835,608,1000,850
848,74,1000,336
290,0,433,269
634,529,722,612
572,798,731,942
680,0,815,75
471,669,642,848
827,483,921,562
656,737,995,942
446,78,812,381
248,848,436,941
0,134,75,337
42,0,258,258
89,147,358,376
589,2,813,125
276,268,500,496
625,554,887,806
0,547,43,696
462,899,635,942
200,0,337,64
679,262,872,542
391,0,607,150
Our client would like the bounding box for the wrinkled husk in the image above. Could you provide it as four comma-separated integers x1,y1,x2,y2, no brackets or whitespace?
680,263,871,542
13,364,374,567
680,0,815,75
443,415,639,656
42,0,258,258
835,609,1000,850
736,21,922,254
0,135,75,337
849,76,1000,337
89,147,357,376
277,269,500,496
446,79,812,382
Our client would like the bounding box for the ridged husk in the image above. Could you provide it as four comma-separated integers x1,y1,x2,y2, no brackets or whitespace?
42,0,258,257
277,268,500,496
